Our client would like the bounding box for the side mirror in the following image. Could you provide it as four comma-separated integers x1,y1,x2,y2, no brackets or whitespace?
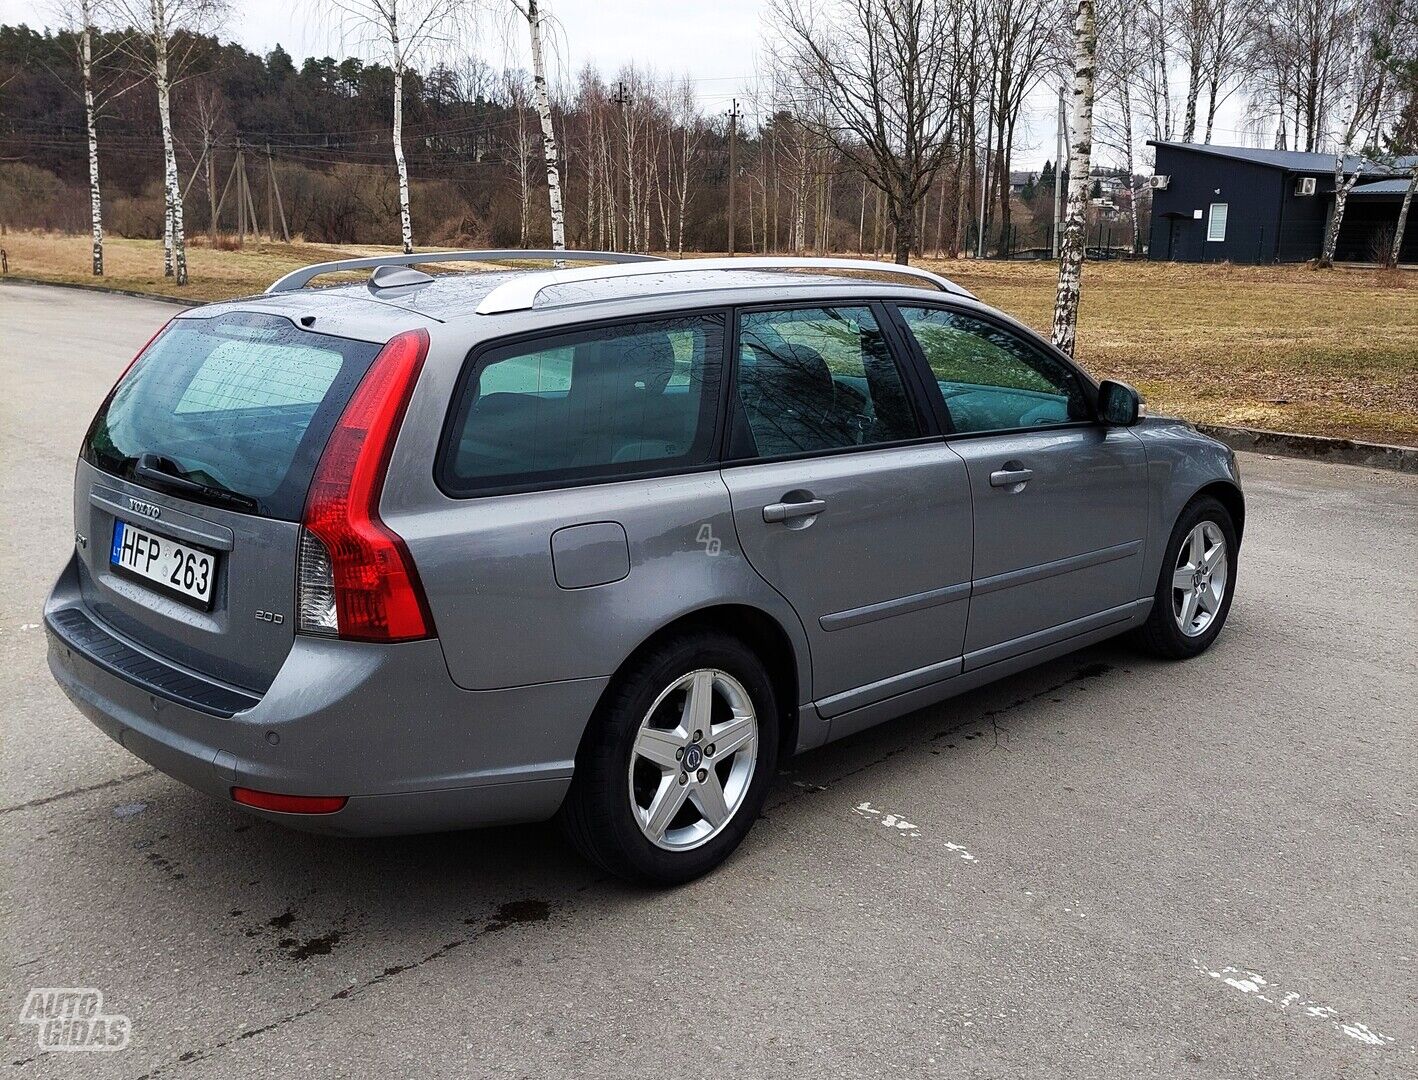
1098,380,1142,426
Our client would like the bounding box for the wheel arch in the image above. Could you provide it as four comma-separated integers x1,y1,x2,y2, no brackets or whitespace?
587,604,806,765
1189,480,1246,544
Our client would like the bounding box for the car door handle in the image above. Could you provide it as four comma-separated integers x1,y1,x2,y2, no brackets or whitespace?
763,498,827,523
989,467,1034,488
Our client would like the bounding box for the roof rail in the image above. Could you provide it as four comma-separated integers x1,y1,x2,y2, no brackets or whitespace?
474,256,974,315
265,249,665,295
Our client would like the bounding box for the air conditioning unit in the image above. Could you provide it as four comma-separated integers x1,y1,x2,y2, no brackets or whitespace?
1150,175,1170,190
1295,176,1317,196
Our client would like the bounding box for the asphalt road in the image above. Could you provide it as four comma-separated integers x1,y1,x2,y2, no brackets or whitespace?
2,281,1416,1079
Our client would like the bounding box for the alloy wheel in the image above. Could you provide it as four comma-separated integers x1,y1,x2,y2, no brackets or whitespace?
627,669,759,851
1172,520,1228,637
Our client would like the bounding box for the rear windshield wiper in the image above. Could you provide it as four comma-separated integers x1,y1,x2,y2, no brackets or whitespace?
134,453,258,512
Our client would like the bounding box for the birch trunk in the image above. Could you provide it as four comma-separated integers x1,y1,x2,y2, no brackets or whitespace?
524,0,565,252
81,1,103,276
1320,160,1362,267
1052,0,1096,357
153,11,187,286
393,58,413,253
1389,171,1416,268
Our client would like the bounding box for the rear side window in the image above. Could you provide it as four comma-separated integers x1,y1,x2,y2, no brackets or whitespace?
440,314,725,494
82,313,381,520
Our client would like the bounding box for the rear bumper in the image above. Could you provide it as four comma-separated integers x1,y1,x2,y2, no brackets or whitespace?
45,557,608,835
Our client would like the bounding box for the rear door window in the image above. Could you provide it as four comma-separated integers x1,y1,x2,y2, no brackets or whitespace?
82,312,382,520
730,305,922,459
439,314,725,494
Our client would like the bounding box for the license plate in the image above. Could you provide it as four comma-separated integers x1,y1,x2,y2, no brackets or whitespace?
110,521,216,606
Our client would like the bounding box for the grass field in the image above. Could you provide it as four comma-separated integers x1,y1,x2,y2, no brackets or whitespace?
5,230,1416,446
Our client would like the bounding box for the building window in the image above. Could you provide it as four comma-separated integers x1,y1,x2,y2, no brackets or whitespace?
1207,203,1228,242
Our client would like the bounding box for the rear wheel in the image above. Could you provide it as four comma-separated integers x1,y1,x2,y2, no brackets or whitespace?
561,632,779,885
1135,495,1238,659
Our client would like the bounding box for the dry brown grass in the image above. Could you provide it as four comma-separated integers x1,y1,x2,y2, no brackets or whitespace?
4,231,1415,445
0,231,393,303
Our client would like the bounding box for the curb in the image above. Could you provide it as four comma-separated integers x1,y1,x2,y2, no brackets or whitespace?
1198,423,1418,474
0,276,197,308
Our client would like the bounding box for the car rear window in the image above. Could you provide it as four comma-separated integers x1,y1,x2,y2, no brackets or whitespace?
82,312,382,520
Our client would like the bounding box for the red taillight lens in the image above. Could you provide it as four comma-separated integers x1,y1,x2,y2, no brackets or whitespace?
298,328,435,642
231,787,348,814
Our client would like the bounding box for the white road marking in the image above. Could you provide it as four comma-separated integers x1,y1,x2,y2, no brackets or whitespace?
852,801,921,838
1195,963,1400,1048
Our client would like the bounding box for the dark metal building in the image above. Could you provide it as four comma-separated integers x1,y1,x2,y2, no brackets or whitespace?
1147,141,1417,264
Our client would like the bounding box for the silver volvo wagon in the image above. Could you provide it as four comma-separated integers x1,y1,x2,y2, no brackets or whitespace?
45,253,1243,883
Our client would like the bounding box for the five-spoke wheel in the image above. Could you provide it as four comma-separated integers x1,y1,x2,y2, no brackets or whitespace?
628,669,758,850
1136,494,1238,659
1171,521,1229,637
561,631,779,884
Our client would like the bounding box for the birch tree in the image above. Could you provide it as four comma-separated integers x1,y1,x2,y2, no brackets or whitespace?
1318,9,1388,267
1052,0,1097,356
323,0,473,254
510,0,565,250
105,0,225,285
50,0,127,275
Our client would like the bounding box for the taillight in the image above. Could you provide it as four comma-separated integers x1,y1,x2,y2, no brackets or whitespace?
297,328,435,642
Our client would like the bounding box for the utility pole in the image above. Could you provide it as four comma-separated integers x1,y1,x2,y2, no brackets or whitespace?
1053,84,1066,259
267,143,290,244
266,142,275,240
728,98,740,256
206,136,217,242
236,139,246,247
613,80,628,251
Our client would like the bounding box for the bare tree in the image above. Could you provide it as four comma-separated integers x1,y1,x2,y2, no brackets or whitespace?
48,0,130,275
1053,0,1097,356
769,0,961,264
984,0,1062,249
510,0,565,251
500,70,535,245
322,0,472,253
1201,0,1256,142
1319,4,1389,266
104,0,226,285
1097,0,1144,250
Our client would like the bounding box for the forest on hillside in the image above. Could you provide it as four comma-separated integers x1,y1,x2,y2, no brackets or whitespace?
0,22,1119,257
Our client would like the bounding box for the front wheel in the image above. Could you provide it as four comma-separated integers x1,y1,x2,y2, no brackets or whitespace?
560,632,779,885
1134,495,1238,659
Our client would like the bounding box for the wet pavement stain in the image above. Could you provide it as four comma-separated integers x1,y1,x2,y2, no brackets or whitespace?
283,931,343,961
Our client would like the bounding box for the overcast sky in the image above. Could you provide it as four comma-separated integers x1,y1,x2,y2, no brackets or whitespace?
1,0,1255,171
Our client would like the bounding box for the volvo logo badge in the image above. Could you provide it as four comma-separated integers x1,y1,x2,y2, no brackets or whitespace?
683,745,703,770
127,497,161,520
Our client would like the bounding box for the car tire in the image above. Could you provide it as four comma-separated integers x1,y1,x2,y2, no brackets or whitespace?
1134,495,1238,659
560,631,779,886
